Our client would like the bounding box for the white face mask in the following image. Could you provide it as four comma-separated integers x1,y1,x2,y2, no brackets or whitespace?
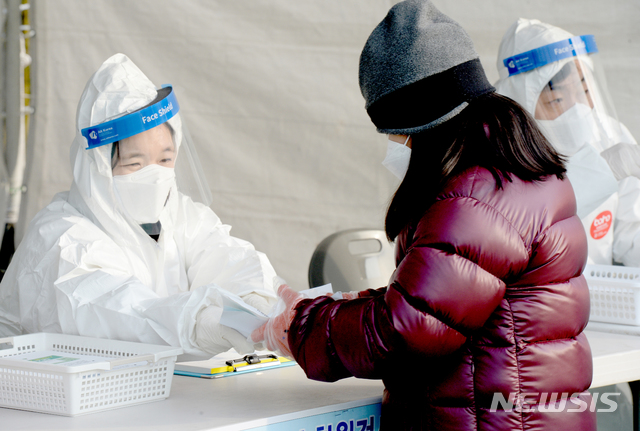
382,135,411,180
537,103,611,157
113,164,176,224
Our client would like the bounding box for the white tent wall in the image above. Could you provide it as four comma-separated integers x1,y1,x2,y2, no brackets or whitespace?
20,0,640,291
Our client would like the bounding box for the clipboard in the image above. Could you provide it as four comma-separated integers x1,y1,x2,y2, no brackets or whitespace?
174,352,296,379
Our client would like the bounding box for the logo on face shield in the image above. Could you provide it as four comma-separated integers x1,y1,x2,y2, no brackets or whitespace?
89,131,97,140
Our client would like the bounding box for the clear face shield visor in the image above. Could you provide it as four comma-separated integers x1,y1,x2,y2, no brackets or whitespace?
81,86,212,229
503,35,623,156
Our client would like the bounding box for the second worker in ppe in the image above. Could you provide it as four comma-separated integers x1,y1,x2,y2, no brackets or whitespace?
494,18,640,267
0,53,279,359
495,19,637,431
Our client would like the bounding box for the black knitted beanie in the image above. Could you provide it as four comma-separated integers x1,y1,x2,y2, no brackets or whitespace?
359,0,495,134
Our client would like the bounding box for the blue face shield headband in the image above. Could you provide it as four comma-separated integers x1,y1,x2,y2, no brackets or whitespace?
81,85,180,150
503,35,598,77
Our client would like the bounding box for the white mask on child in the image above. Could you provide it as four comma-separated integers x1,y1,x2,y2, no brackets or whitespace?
382,135,411,180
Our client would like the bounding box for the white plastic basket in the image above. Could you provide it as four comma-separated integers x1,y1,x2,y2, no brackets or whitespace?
584,264,640,326
0,333,182,416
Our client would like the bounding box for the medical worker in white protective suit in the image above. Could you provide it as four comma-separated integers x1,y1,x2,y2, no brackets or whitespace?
0,53,279,359
494,19,640,267
495,19,638,431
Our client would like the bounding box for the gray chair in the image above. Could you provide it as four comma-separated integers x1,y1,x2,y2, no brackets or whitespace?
308,228,396,292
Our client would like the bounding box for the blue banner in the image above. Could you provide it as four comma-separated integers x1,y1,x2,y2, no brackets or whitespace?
503,35,598,77
244,402,381,431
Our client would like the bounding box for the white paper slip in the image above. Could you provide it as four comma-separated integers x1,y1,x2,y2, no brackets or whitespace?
218,289,269,338
218,284,334,338
220,309,269,339
301,283,333,299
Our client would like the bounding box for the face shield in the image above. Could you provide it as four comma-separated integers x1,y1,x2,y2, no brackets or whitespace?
81,85,212,231
501,34,623,156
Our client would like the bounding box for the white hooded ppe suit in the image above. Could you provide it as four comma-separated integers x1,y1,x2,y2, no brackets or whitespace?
495,19,640,266
0,54,278,359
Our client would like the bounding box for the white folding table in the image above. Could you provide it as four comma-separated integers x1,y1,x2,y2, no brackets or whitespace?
0,329,638,431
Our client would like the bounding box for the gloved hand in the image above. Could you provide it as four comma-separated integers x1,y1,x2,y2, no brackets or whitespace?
195,305,255,355
601,143,640,180
250,285,303,358
328,291,360,300
241,291,277,315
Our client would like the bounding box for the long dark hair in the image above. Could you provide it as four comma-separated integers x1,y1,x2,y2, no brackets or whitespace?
385,92,566,241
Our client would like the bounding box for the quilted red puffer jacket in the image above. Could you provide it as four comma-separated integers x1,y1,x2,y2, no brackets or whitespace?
289,166,595,430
